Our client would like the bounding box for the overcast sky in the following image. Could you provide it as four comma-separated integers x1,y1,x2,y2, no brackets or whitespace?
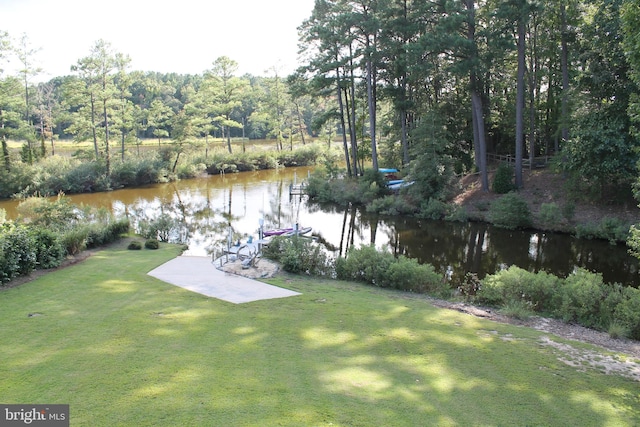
1,0,315,80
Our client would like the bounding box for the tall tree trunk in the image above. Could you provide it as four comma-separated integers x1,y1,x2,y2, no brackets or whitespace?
366,58,377,170
560,2,570,148
471,93,489,191
528,13,539,169
103,99,110,176
1,138,9,172
1,110,10,171
344,84,358,177
399,0,410,167
366,55,378,171
336,66,353,177
121,132,126,161
348,42,359,176
172,147,182,173
466,0,489,191
295,102,306,145
515,8,526,189
39,116,46,157
226,125,232,154
400,108,409,166
90,94,99,159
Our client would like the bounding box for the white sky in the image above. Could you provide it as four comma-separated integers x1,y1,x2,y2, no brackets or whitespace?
0,0,315,81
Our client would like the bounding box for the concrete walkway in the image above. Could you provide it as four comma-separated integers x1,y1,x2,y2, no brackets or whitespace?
147,256,300,304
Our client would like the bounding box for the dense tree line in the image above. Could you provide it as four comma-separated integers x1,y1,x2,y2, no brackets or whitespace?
297,0,640,195
1,0,640,199
0,38,323,175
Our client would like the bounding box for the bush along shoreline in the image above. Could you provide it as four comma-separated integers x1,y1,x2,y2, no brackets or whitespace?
304,161,638,245
4,155,640,341
0,144,327,200
0,196,130,284
264,237,640,341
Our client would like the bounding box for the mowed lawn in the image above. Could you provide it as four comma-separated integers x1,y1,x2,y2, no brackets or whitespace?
0,241,638,426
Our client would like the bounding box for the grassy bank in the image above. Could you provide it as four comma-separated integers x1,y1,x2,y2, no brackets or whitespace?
0,242,638,426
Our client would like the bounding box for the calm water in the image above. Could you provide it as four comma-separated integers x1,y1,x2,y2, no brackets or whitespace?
1,167,638,286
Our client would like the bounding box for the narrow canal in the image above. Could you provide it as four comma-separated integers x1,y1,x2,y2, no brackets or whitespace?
1,167,637,286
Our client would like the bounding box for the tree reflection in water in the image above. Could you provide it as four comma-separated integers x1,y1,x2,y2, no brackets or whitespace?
0,167,636,287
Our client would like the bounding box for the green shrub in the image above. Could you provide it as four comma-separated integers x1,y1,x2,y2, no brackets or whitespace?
537,202,564,230
306,175,361,205
574,222,600,240
29,227,66,269
0,224,37,283
562,202,576,222
176,162,206,179
111,156,164,187
575,217,630,243
335,245,395,286
145,239,160,249
477,266,560,313
556,269,606,329
599,283,627,330
366,195,417,216
253,153,279,170
305,172,334,203
492,163,515,194
607,322,630,339
418,198,451,220
206,145,324,174
262,236,332,276
458,272,483,300
60,228,88,255
384,256,448,296
612,287,640,340
445,205,469,222
335,245,445,295
63,161,109,194
128,241,143,250
278,144,324,167
599,217,631,243
628,224,640,259
500,300,534,320
406,152,456,202
138,214,179,242
84,219,129,248
488,192,532,230
366,195,396,214
474,199,491,212
357,169,389,202
0,163,34,198
16,195,77,230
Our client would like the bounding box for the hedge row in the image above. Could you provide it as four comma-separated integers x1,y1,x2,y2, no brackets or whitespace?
472,266,640,340
0,224,65,283
265,239,640,341
335,245,451,297
0,219,130,284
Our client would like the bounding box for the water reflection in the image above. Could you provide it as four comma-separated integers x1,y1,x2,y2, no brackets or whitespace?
0,167,638,286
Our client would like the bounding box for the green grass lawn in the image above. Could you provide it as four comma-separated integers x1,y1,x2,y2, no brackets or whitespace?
1,241,638,426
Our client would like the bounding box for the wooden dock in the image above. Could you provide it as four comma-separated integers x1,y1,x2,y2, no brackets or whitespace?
289,183,306,196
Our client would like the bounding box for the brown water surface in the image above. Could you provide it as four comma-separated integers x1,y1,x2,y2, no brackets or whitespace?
1,167,638,286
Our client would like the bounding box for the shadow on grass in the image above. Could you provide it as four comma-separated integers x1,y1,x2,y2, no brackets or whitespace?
0,244,638,426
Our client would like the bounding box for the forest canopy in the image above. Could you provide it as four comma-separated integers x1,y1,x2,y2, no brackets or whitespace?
0,0,639,199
